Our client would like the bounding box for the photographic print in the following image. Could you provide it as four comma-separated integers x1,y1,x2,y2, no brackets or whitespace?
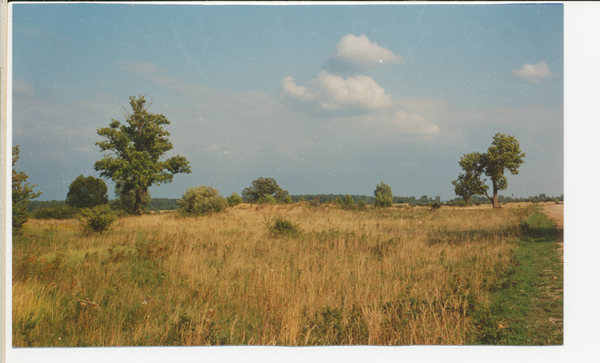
10,1,564,353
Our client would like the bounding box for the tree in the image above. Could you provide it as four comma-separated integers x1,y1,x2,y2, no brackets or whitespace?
451,152,488,206
242,177,288,203
227,192,243,207
342,194,354,206
452,133,525,209
374,182,393,200
66,175,109,209
111,183,151,214
94,95,191,215
479,133,525,208
374,192,393,208
12,146,42,235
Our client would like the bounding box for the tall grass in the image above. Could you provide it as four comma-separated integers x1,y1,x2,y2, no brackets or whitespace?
13,204,534,346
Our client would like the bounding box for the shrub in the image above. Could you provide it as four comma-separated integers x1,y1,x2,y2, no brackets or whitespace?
430,201,441,209
227,192,243,207
177,186,228,215
79,205,117,234
258,195,277,205
357,201,367,209
31,205,80,220
264,217,302,237
284,195,293,204
298,196,305,202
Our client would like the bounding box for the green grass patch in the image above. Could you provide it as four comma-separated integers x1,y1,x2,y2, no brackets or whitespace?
469,210,563,345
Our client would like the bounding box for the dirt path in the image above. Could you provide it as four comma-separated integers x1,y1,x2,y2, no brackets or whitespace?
541,202,564,262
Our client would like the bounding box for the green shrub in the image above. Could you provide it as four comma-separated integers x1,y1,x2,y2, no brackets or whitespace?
298,196,305,202
177,186,228,215
284,195,293,204
227,192,243,207
430,201,441,209
79,205,117,234
357,201,367,209
31,205,80,220
264,217,302,237
258,195,277,205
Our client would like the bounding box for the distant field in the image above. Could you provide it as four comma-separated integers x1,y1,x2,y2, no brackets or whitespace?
12,202,562,346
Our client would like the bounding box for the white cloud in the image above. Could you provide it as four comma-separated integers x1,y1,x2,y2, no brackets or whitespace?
322,34,403,74
386,111,440,137
511,61,553,82
280,71,392,113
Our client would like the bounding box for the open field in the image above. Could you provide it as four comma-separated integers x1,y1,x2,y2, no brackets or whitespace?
12,202,562,346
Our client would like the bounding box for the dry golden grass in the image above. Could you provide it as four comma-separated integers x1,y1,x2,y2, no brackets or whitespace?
13,203,533,346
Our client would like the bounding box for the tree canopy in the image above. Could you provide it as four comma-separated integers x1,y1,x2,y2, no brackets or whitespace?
374,182,393,200
451,152,488,206
242,177,288,203
12,145,42,235
94,95,191,215
66,175,109,209
452,133,525,208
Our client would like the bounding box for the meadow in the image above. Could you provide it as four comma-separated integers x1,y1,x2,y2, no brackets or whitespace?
12,202,562,346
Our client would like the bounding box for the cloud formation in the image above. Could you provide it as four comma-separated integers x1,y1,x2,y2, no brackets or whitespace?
280,71,392,113
511,61,553,82
321,34,403,74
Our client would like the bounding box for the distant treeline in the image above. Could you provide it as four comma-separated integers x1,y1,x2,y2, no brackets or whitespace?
27,193,564,213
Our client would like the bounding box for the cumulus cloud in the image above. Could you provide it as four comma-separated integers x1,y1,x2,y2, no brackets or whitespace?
322,34,403,74
511,61,553,82
280,71,392,113
386,111,440,137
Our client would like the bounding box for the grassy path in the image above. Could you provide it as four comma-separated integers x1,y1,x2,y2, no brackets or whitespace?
470,208,564,345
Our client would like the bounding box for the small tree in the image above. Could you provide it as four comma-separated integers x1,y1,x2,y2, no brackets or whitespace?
177,186,228,215
374,182,393,200
242,177,288,203
342,194,354,206
66,175,109,209
453,133,525,208
283,195,293,204
12,146,42,235
94,95,191,215
227,192,243,207
79,205,117,234
374,192,393,208
451,152,487,206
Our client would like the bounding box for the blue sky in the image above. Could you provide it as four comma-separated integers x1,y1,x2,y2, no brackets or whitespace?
11,3,564,201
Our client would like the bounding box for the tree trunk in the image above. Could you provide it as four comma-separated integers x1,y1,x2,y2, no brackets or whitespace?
134,188,147,216
492,185,500,208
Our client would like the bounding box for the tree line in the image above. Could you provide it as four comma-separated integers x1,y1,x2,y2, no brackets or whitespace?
13,94,551,234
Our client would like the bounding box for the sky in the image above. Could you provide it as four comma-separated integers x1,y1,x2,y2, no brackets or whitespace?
11,3,564,202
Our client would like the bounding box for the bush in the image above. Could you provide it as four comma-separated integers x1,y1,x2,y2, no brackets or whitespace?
79,205,117,234
264,217,302,238
31,205,80,220
357,201,367,209
430,201,441,209
298,196,305,202
227,192,243,207
177,186,228,215
284,195,293,204
258,195,277,205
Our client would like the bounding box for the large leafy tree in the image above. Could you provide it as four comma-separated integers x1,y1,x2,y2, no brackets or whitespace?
451,152,488,206
12,146,42,235
452,133,525,208
242,177,288,203
94,95,191,215
66,174,109,209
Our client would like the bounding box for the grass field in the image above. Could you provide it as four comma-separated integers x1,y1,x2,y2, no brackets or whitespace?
12,202,563,346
